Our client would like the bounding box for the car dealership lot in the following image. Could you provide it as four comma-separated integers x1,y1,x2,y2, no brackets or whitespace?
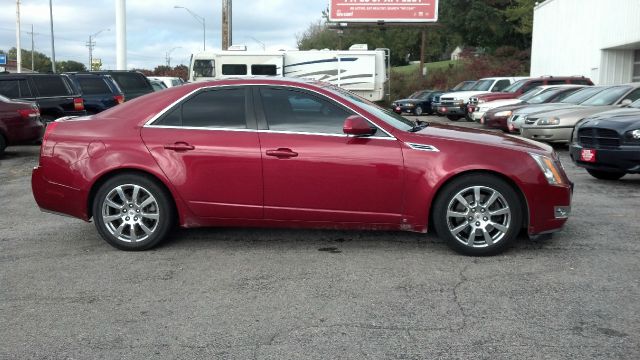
1,117,639,359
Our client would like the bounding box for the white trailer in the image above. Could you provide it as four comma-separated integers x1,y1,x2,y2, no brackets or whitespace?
189,45,388,101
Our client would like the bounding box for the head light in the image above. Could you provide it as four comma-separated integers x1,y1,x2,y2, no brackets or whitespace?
630,129,640,139
495,110,513,117
536,117,560,126
530,153,566,185
477,99,486,104
625,129,640,143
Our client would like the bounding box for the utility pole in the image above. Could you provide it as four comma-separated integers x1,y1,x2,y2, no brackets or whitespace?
49,0,56,73
222,0,232,50
16,0,22,73
87,29,109,71
26,24,35,71
165,47,181,67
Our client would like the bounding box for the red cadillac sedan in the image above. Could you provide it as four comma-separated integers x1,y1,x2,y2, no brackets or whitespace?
32,78,572,255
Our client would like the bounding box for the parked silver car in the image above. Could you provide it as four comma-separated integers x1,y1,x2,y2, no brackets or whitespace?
520,84,640,143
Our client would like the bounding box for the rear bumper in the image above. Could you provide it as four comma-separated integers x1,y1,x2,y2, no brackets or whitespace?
9,119,45,144
32,166,90,221
569,143,640,173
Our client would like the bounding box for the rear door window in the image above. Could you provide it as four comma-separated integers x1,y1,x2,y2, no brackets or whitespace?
155,88,247,129
32,76,71,97
77,76,111,95
492,79,511,92
0,79,32,98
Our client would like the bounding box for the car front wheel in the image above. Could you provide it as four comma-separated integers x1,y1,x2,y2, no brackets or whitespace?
92,173,174,251
415,106,423,116
446,115,461,121
586,169,625,180
433,174,523,256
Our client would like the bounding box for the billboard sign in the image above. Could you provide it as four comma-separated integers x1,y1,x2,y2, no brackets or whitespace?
329,0,438,23
0,53,7,65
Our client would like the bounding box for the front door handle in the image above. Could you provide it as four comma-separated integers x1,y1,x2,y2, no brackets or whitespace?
266,148,298,158
164,142,195,152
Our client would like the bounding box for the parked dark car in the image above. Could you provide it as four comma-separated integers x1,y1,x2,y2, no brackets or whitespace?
32,78,572,256
0,94,43,155
481,86,585,131
0,73,86,122
65,73,124,114
391,90,441,116
569,99,640,180
91,71,153,101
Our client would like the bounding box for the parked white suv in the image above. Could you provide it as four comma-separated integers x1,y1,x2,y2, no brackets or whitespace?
437,77,528,121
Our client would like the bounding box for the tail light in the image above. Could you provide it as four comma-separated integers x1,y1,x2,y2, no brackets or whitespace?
74,98,85,111
40,121,60,158
114,94,125,104
18,107,40,120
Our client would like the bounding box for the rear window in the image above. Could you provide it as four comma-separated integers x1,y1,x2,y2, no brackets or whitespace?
33,76,71,97
76,76,112,95
109,73,151,92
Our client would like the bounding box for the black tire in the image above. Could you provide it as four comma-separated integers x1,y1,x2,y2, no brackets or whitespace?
92,173,175,251
447,115,462,121
415,106,423,116
432,174,523,256
0,134,6,156
465,113,475,122
586,169,625,181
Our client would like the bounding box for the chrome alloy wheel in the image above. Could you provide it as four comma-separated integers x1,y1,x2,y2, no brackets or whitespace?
445,186,511,248
101,184,160,243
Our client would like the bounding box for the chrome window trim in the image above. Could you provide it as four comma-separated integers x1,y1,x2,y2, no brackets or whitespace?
143,83,397,140
406,142,440,152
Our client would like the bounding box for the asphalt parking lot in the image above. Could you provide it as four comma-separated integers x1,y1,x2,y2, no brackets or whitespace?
1,116,639,359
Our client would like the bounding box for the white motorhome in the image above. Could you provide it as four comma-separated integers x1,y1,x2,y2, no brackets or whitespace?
189,45,388,101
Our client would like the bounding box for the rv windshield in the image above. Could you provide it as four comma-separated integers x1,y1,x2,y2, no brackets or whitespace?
328,86,414,132
193,60,214,78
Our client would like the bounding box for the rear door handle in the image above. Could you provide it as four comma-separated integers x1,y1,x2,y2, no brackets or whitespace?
164,142,195,151
266,148,298,158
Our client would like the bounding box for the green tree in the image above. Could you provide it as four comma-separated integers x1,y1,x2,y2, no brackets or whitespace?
6,47,53,72
57,60,86,72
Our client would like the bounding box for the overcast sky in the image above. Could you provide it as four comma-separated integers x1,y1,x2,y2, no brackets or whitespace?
0,0,329,70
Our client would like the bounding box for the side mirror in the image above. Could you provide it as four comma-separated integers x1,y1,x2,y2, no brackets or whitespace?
620,99,633,106
343,115,377,137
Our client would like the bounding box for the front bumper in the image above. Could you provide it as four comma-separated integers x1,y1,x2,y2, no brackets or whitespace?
521,126,573,143
527,181,573,236
569,143,640,173
471,111,485,122
437,105,466,115
392,105,418,114
482,115,509,130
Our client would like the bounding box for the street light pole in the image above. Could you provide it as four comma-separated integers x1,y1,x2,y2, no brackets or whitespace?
174,6,205,51
49,0,56,73
87,28,109,70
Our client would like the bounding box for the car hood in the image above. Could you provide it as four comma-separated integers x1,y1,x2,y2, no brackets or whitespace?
579,112,640,132
440,91,489,100
393,98,425,104
528,105,620,121
403,122,552,154
480,99,522,109
513,103,581,116
579,107,640,121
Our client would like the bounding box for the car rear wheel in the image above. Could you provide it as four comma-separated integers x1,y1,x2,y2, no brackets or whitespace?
415,106,423,116
586,169,625,180
433,174,523,256
446,115,461,121
0,134,6,155
92,173,174,251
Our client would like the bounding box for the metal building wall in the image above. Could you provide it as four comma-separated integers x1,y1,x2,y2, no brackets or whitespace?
531,0,640,85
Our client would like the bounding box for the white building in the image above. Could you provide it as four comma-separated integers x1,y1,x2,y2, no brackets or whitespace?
530,0,640,85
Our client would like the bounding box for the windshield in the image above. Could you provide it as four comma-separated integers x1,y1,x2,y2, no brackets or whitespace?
193,59,214,78
523,87,575,104
329,86,414,131
409,91,431,100
460,81,477,90
504,79,528,93
470,79,494,91
581,86,632,106
518,86,545,101
560,86,606,104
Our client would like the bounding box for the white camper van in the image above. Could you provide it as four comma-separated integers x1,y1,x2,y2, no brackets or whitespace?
189,45,388,101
